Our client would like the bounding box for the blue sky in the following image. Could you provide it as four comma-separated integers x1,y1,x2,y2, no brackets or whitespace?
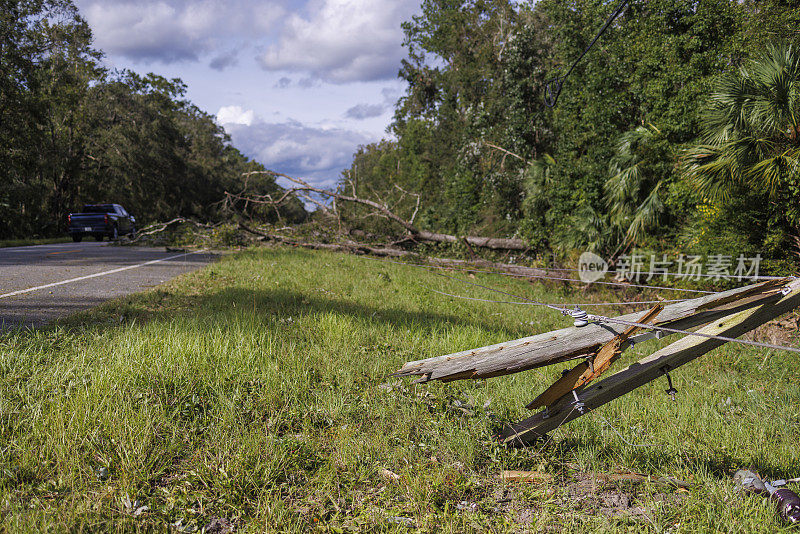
73,0,420,189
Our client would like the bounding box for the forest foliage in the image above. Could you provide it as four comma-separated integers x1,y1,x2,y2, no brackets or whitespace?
4,0,799,265
341,0,800,266
0,0,306,240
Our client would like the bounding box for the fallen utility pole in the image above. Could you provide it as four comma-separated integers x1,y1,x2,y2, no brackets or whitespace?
525,304,663,410
396,278,790,383
395,277,800,446
501,278,800,445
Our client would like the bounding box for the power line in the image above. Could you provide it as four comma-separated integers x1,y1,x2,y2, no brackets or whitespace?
421,262,568,313
499,271,714,294
536,265,787,281
363,256,715,294
429,289,687,308
544,0,630,107
361,255,800,355
590,313,800,354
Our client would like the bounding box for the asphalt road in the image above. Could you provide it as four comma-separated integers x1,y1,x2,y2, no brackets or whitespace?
0,242,217,329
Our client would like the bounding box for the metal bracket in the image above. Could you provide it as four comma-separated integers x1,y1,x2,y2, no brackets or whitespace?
629,329,665,345
571,390,585,414
661,366,677,401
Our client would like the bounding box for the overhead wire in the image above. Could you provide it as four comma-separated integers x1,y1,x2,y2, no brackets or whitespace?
587,313,800,354
544,0,630,107
500,271,714,294
429,289,687,307
535,265,788,281
415,260,568,313
363,256,715,294
360,254,800,355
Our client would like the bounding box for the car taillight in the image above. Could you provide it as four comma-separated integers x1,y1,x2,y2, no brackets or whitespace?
68,214,71,224
104,214,108,224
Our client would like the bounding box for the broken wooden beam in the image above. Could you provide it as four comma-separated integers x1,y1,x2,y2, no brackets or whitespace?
499,278,800,446
525,304,663,410
395,278,789,383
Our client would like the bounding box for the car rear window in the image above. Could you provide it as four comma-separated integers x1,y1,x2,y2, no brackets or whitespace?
82,204,115,213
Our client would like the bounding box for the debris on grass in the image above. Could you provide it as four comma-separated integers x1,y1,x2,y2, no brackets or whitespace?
121,494,149,517
456,500,479,512
387,516,415,528
204,517,234,534
379,468,401,482
498,470,554,483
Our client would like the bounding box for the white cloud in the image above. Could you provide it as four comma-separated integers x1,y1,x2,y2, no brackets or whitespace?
77,0,285,64
258,0,418,83
223,115,374,188
216,105,255,126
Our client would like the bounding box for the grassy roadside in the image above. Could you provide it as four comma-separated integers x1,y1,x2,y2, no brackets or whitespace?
1,246,798,532
0,237,71,248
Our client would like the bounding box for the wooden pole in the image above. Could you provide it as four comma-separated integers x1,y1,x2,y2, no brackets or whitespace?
396,278,790,383
525,304,663,410
499,278,800,446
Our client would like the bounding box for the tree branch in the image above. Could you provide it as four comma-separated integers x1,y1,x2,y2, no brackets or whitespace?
484,142,527,164
234,170,528,251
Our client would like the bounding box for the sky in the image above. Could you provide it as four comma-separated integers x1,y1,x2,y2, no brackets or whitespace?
72,0,421,189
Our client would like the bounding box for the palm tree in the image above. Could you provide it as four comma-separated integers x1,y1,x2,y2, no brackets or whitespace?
682,43,800,214
605,124,671,246
523,153,613,252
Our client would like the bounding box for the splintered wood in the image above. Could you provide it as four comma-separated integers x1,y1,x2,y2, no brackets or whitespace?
394,277,800,446
525,304,663,410
396,279,787,382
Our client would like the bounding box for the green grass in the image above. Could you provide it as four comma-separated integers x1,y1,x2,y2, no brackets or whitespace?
1,246,798,532
0,236,71,248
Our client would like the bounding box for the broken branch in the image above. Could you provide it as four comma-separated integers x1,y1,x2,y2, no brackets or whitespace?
229,170,529,251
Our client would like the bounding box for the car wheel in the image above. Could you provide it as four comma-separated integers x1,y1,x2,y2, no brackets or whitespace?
72,235,82,242
112,226,119,240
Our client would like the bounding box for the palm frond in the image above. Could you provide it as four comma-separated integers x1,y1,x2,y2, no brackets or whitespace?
746,148,800,195
625,181,665,244
687,42,800,205
681,144,738,202
554,202,611,252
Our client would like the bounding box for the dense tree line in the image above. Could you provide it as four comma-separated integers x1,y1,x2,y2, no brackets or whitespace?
342,0,800,267
0,0,305,240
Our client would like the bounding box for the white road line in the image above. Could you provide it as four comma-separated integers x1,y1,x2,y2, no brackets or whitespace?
0,250,203,299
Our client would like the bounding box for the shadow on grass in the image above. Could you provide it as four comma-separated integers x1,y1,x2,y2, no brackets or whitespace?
544,434,794,483
54,284,529,345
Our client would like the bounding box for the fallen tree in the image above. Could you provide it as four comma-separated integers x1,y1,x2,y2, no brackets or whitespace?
129,217,217,242
238,222,410,257
238,223,573,279
226,171,529,251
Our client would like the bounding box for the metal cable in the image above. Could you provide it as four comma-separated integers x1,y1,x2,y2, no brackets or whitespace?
365,256,714,294
590,314,800,354
536,265,788,281
544,0,629,107
502,271,714,294
421,264,568,313
429,289,687,307
361,255,800,354
599,416,660,448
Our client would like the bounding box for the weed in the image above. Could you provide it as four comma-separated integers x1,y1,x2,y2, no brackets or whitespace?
0,246,798,531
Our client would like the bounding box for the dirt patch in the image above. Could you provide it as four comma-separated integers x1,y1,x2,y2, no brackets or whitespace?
562,473,684,520
747,312,799,346
483,470,686,528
